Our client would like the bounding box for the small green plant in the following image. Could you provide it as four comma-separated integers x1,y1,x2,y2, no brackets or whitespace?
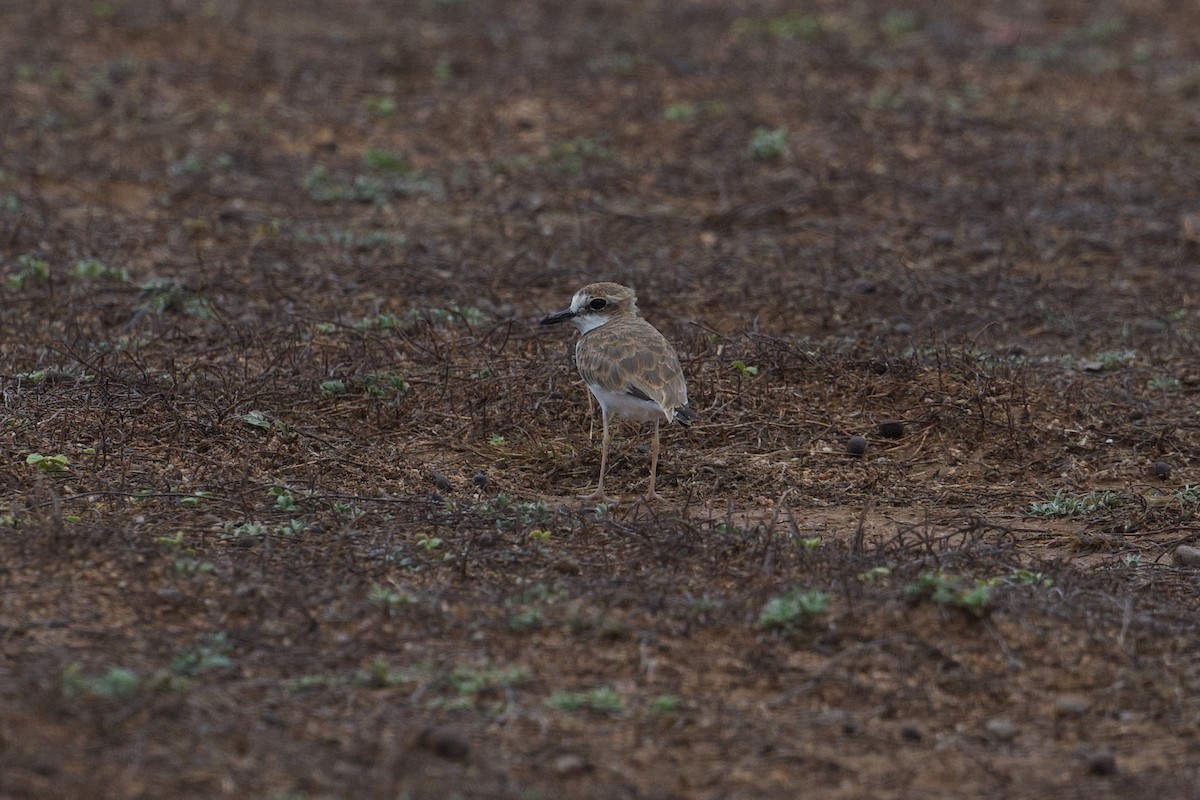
509,607,543,631
858,566,891,583
868,86,906,110
1029,490,1121,518
734,12,824,40
1174,485,1200,505
731,360,759,376
747,127,788,160
288,674,336,693
542,137,615,175
759,587,829,630
74,259,130,281
548,686,622,714
172,558,215,574
170,633,234,676
528,528,552,542
647,694,680,714
433,53,454,80
242,410,272,430
799,536,821,550
320,379,347,396
334,500,366,520
362,148,410,172
139,279,213,316
363,96,396,117
1090,350,1137,371
62,664,138,699
17,367,84,383
1148,375,1182,393
353,658,411,688
270,485,299,512
155,532,186,549
179,490,213,508
7,254,49,289
274,518,308,537
25,453,69,473
369,584,415,607
906,571,993,617
417,536,442,552
168,152,204,175
220,521,265,543
445,663,530,696
357,374,410,400
353,312,402,331
303,164,441,205
664,101,698,121
92,0,118,20
1007,569,1054,587
488,434,507,447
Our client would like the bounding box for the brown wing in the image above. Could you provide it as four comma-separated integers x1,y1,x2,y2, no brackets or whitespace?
576,317,690,418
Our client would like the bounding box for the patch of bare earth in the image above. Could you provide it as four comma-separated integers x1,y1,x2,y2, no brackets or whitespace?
2,1,1199,798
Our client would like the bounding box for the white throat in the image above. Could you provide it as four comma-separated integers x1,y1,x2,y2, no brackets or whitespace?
572,314,610,334
569,290,612,334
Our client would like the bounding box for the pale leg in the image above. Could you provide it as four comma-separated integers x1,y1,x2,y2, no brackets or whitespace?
579,408,616,503
644,419,665,503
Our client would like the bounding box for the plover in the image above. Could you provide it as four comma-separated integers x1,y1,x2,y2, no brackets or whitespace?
540,282,696,502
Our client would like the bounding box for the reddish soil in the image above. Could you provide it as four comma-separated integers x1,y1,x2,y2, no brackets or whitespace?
2,2,1199,798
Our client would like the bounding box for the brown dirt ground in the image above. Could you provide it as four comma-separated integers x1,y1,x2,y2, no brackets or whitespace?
2,1,1200,798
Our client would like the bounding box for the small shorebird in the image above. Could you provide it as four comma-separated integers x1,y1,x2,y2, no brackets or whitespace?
540,282,696,502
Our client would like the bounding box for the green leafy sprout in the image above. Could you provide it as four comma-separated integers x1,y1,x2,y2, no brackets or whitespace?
63,664,138,699
26,453,69,473
548,686,623,714
1029,490,1121,518
906,571,994,617
759,587,830,629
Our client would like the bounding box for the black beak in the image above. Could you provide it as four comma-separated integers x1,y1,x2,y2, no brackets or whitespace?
539,308,577,325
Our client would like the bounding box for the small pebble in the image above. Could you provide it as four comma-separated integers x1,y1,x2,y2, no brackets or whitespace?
1086,747,1117,775
553,754,588,776
155,586,185,604
847,435,868,456
984,717,1018,741
899,723,922,742
893,320,913,336
416,727,469,761
1172,545,1200,568
1055,695,1088,717
1151,461,1171,479
879,421,905,439
430,470,452,492
473,473,488,489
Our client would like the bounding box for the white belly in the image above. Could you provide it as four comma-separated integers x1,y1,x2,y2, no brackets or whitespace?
587,384,667,423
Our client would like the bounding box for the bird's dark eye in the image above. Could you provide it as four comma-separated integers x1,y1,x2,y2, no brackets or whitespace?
588,298,608,311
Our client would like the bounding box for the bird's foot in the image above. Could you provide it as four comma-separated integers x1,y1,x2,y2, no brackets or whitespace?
641,490,666,503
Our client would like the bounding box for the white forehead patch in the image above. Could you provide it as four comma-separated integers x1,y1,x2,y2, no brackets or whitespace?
568,290,611,333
